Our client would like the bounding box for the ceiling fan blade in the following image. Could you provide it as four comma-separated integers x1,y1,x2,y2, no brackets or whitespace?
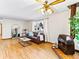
35,8,42,13
35,0,44,3
49,0,65,6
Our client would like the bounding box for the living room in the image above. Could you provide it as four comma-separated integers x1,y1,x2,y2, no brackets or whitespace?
0,0,79,59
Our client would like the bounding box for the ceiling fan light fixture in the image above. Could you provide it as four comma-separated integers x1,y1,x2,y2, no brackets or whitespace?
41,8,53,16
36,0,65,16
41,8,45,15
47,9,53,14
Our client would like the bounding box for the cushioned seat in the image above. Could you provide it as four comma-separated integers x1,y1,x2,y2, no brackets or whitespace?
58,34,75,55
27,32,45,44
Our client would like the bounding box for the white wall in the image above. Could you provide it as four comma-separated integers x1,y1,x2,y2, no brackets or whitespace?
47,10,70,43
30,10,70,43
0,10,70,41
23,21,32,32
0,19,32,39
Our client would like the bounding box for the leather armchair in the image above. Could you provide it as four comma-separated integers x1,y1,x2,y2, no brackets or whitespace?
58,34,75,55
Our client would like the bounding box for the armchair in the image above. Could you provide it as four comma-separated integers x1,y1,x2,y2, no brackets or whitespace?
58,34,75,55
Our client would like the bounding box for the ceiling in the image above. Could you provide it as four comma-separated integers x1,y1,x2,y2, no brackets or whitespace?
0,0,78,20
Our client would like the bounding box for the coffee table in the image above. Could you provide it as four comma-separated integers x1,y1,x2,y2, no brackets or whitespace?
17,37,31,47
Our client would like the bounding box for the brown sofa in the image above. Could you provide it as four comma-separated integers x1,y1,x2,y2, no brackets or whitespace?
27,32,45,44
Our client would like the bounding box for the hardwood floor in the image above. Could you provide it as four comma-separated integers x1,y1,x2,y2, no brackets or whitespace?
0,39,59,59
52,48,79,59
0,39,79,59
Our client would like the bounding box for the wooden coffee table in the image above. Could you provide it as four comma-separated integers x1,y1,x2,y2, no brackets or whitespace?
17,37,31,47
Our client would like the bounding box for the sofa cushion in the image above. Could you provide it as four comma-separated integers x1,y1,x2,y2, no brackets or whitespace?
28,32,33,37
39,35,44,41
33,32,38,37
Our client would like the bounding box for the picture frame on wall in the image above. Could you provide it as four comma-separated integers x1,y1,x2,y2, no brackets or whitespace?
34,21,44,33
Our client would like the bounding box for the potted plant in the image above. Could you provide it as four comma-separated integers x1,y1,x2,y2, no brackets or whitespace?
70,11,79,51
70,12,79,39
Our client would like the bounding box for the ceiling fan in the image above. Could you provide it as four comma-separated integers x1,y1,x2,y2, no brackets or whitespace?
35,0,65,14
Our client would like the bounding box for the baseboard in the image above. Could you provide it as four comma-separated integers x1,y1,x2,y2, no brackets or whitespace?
2,38,12,40
45,41,54,44
75,50,79,52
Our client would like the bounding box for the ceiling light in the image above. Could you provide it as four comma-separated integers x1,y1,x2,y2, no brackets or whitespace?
41,8,53,16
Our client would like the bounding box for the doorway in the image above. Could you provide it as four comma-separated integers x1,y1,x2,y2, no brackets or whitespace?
0,23,2,39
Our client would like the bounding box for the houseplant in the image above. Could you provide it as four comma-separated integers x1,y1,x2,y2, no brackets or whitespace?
70,11,79,50
70,12,79,40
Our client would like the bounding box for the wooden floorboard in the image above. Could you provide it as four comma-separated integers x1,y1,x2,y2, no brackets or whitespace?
0,39,59,59
52,48,79,59
0,39,79,59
